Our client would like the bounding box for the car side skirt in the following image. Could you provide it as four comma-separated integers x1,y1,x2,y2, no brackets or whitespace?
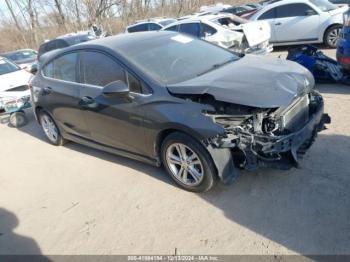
63,133,160,167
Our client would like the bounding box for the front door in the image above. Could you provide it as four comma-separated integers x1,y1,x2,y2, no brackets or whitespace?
273,3,320,43
79,51,148,155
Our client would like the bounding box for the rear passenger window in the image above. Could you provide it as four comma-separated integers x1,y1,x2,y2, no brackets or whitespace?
43,52,78,82
179,23,201,37
258,8,276,20
82,52,126,87
201,23,217,37
128,24,148,33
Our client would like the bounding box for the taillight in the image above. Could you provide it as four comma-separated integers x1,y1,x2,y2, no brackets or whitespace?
338,56,350,65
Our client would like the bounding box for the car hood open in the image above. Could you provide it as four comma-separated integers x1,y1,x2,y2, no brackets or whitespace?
167,55,314,108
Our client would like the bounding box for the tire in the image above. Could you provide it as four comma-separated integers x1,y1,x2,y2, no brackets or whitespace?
9,111,27,128
324,25,342,48
39,111,66,146
161,132,217,192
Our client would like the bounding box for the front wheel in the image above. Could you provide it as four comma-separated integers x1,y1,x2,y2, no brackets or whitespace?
39,112,66,146
324,25,342,48
161,132,217,192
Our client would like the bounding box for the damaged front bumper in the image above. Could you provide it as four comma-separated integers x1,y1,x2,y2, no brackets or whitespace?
207,97,330,184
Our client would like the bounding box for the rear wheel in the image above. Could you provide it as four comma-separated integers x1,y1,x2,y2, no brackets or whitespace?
324,25,342,48
161,132,216,192
39,112,66,146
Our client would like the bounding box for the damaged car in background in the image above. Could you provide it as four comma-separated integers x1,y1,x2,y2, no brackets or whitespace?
162,13,273,54
30,32,329,192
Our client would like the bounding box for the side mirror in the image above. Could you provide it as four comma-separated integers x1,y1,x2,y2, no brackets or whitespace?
102,80,129,97
305,10,316,16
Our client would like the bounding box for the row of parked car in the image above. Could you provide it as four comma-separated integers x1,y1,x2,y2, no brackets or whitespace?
126,0,348,49
0,0,343,192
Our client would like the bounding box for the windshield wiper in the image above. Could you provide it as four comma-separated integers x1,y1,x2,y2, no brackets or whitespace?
197,57,236,77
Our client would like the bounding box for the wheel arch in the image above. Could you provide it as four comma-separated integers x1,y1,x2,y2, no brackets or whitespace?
323,23,343,39
155,128,240,185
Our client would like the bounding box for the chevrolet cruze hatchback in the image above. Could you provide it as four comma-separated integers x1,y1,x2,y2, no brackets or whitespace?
30,32,329,192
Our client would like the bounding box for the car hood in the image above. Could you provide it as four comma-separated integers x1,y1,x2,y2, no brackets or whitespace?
0,69,32,93
167,55,314,108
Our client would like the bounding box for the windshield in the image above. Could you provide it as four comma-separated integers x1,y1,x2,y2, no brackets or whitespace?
0,58,21,75
3,50,37,62
120,34,239,85
310,0,337,11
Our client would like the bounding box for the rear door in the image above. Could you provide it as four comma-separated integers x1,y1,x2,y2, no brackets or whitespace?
40,52,90,138
79,50,149,155
273,3,320,43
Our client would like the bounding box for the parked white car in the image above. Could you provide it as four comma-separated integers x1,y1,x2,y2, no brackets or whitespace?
0,57,31,109
199,3,231,13
249,0,348,48
125,17,177,33
162,14,273,55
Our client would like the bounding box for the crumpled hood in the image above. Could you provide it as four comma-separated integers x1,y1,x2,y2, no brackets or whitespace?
167,55,315,108
0,69,32,93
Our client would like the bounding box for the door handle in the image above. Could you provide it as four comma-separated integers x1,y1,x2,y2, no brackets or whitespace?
275,22,282,26
79,96,97,108
42,87,52,95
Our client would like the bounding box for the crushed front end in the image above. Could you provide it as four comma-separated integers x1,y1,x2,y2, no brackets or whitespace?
204,91,330,171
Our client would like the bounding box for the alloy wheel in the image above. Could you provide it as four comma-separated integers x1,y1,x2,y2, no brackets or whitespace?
327,28,341,47
165,143,204,186
41,114,59,143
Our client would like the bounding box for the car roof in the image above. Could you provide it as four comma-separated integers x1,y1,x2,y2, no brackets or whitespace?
40,31,179,64
128,17,175,27
164,13,242,26
261,0,311,7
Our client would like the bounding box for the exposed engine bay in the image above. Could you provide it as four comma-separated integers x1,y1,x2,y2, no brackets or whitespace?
174,91,330,171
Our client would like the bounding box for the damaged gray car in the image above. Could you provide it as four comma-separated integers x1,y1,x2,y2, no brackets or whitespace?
31,31,330,192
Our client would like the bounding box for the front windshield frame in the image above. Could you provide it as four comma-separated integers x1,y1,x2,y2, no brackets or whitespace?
0,58,21,75
309,0,337,12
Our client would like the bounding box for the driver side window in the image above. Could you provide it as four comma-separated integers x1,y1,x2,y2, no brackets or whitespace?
258,8,276,20
81,51,126,87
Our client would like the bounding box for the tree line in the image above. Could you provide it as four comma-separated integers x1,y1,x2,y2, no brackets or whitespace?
0,0,250,52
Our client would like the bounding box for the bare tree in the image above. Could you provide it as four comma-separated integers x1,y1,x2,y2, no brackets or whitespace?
54,0,66,27
4,0,23,31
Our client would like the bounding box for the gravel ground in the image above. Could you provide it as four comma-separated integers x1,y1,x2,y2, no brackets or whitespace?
0,48,349,256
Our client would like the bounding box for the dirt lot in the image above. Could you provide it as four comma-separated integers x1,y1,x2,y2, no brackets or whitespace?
0,48,349,256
